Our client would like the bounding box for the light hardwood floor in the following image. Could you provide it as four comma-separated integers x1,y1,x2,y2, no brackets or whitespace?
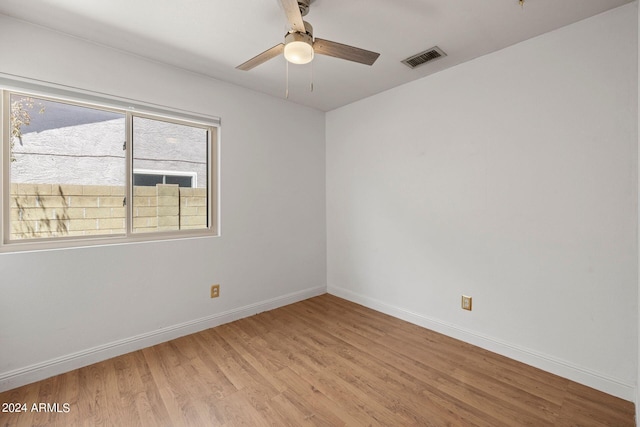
0,294,635,426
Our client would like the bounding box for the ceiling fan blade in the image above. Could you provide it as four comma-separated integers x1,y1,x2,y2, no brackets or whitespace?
280,0,306,33
236,44,284,71
313,38,380,66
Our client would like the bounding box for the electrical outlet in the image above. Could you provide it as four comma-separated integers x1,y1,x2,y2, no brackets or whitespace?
211,284,220,298
461,295,472,311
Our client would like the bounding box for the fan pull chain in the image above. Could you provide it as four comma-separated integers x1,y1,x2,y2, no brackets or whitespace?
286,60,290,99
310,60,314,92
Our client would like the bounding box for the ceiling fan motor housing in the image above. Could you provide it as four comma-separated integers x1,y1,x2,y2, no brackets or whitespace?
298,0,310,16
284,20,313,41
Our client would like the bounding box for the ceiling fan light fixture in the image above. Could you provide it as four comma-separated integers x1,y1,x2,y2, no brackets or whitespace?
236,1,379,72
284,32,314,64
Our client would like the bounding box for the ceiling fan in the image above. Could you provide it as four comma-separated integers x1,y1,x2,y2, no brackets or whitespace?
236,0,380,71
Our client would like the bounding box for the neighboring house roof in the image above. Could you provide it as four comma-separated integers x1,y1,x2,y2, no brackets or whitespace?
20,98,122,134
13,114,207,188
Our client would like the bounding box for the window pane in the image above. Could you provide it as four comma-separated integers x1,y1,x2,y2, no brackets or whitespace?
133,173,164,187
9,95,126,240
132,116,208,233
165,175,193,188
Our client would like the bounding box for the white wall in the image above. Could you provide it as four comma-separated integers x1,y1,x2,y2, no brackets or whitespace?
327,3,638,401
0,14,326,390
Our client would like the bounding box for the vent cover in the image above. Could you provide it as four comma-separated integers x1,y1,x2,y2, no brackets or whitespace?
402,46,447,69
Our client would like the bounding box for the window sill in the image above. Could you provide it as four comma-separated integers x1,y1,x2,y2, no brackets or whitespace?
0,229,220,253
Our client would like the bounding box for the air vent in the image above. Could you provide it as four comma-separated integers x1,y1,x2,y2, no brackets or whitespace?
402,46,447,69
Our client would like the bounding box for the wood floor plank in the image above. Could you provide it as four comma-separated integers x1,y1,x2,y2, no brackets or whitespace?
274,367,360,426
0,294,634,426
214,324,288,393
130,348,175,424
217,390,271,427
266,329,392,425
141,345,199,426
267,394,313,426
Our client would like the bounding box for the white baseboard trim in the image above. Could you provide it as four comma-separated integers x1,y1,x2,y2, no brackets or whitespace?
0,285,326,393
328,285,635,402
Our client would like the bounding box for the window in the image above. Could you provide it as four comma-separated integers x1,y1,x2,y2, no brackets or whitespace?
133,171,197,188
2,88,219,249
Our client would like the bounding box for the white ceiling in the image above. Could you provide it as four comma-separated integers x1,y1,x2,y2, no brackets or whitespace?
0,0,633,111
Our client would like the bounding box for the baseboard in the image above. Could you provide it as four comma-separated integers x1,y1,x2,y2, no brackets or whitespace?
328,285,635,402
0,285,326,393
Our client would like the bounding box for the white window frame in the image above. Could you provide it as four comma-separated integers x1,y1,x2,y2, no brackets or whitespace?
0,78,220,252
